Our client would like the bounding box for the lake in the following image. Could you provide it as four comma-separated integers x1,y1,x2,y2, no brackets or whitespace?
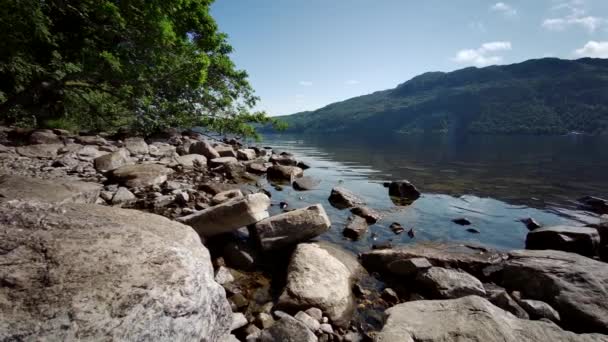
258,133,608,253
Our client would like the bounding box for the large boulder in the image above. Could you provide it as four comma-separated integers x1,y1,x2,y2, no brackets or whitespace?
500,249,608,334
252,204,331,251
415,267,486,299
277,243,356,327
0,174,101,204
328,187,364,209
16,143,64,159
0,201,232,341
189,141,220,159
94,149,131,171
123,137,149,155
375,296,607,342
526,225,600,257
110,164,174,188
177,193,270,237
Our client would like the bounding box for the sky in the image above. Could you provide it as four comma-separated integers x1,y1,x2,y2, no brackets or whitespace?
211,0,608,116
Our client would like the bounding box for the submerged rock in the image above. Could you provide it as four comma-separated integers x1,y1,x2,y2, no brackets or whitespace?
525,225,600,258
328,186,364,209
0,174,101,204
387,180,421,203
0,201,231,341
292,176,320,191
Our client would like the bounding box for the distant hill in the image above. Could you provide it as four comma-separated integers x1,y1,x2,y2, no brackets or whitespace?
275,58,608,135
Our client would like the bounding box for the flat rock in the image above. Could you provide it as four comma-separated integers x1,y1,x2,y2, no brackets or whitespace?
149,142,176,157
526,225,600,257
278,243,356,328
16,143,64,158
253,204,331,250
110,164,174,188
376,296,607,342
209,157,238,167
292,176,320,191
501,249,608,333
247,162,269,174
0,201,231,341
123,137,149,155
189,141,220,159
29,131,61,144
178,193,270,237
387,257,432,277
214,145,237,158
328,187,364,209
415,267,486,299
176,154,207,169
350,206,381,224
0,174,101,204
75,135,107,145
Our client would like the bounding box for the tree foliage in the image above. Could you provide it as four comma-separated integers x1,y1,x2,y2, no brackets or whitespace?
0,0,283,138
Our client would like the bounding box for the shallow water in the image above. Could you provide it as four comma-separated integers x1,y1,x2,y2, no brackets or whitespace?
258,133,607,253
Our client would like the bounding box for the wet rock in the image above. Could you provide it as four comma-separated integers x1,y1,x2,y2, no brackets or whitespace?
111,187,136,206
0,201,231,341
75,135,107,145
343,215,369,240
297,161,311,170
453,217,472,225
176,154,207,169
178,193,270,237
215,145,237,158
252,204,331,251
94,149,131,171
293,176,320,191
110,164,174,188
489,291,529,319
16,143,64,158
277,243,356,327
416,267,486,299
237,148,257,161
295,311,320,332
29,130,61,144
387,257,432,277
247,162,269,174
466,228,481,234
388,180,421,202
501,249,608,334
190,141,220,159
328,186,364,209
269,154,298,166
209,157,238,167
267,164,304,182
578,196,608,214
350,206,381,224
522,217,542,230
389,222,405,234
376,296,606,342
0,174,101,204
123,137,149,155
258,314,317,342
526,225,600,258
516,297,560,323
212,189,244,205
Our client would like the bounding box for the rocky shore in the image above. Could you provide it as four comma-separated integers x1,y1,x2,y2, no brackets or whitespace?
1,126,607,341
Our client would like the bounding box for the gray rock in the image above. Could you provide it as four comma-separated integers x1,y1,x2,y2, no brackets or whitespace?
253,204,331,250
237,148,257,161
75,135,107,145
269,154,298,166
247,162,269,174
0,174,101,204
178,193,270,237
123,137,149,155
518,298,561,323
212,189,244,205
215,144,237,158
376,296,607,342
388,180,421,200
0,201,231,341
526,225,600,257
176,154,207,169
215,266,235,285
110,164,174,188
501,249,608,333
295,311,320,332
16,143,64,158
111,187,136,206
259,314,317,342
174,190,189,204
343,215,369,240
29,130,61,144
75,145,106,161
350,206,381,224
189,141,220,159
416,267,486,299
278,243,356,327
387,257,432,277
209,157,239,167
319,323,333,334
305,308,323,322
153,195,175,208
489,291,529,319
221,334,240,342
94,149,131,171
267,164,303,182
149,142,177,157
292,176,320,191
231,312,248,331
328,187,364,209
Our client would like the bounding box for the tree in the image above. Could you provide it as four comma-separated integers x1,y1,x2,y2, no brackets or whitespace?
0,0,283,138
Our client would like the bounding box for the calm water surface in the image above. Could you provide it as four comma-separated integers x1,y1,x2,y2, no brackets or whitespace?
258,134,608,253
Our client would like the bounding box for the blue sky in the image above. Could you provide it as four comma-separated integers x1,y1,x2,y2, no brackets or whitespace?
212,0,608,116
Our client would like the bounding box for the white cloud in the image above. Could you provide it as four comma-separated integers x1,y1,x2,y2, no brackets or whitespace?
298,81,312,86
491,2,517,17
452,41,512,67
574,41,608,58
345,80,360,85
542,1,605,33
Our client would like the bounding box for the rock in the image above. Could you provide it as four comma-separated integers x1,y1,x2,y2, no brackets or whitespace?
222,334,240,342
0,174,101,204
215,266,235,285
277,243,356,327
252,204,331,251
16,143,64,158
361,243,506,278
245,324,262,338
522,217,542,230
343,215,369,240
305,308,323,322
149,142,177,157
489,291,529,319
0,201,231,341
295,311,320,332
267,164,304,182
94,149,131,171
387,257,432,277
212,189,244,205
189,141,221,159
382,288,399,304
578,196,608,214
231,312,248,331
111,187,136,206
388,180,421,202
29,130,61,144
176,154,207,169
256,312,275,329
223,240,258,271
467,228,481,234
258,314,317,342
110,164,174,188
453,217,472,225
269,154,298,166
75,135,107,145
75,145,106,161
526,225,600,258
209,157,238,167
199,182,241,196
328,187,364,209
297,161,311,170
123,137,149,155
153,195,175,208
501,249,608,334
350,206,381,224
214,144,237,158
343,332,362,342
292,176,320,191
177,193,270,237
319,323,333,334
237,148,257,161
389,222,405,234
416,267,486,299
517,298,561,323
247,162,269,174
376,296,607,342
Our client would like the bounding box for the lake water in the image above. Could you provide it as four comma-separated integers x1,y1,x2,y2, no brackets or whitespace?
258,133,607,252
